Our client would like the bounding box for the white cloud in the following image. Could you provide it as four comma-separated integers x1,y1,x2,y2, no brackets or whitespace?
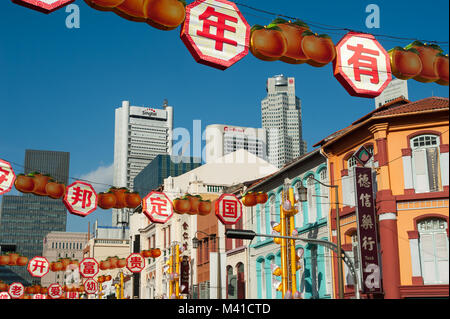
78,163,114,193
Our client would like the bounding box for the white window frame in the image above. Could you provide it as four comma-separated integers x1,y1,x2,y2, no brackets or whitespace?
410,135,441,193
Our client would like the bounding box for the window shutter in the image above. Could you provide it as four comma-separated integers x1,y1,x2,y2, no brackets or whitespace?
426,147,441,192
435,232,449,284
419,233,436,284
413,149,429,193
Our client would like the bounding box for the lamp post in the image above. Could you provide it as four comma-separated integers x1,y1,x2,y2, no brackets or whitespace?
298,176,344,299
193,230,221,299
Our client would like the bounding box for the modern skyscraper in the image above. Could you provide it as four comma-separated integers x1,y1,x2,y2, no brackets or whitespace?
113,100,173,226
374,78,409,108
204,124,267,163
133,154,202,196
261,75,307,168
0,150,70,284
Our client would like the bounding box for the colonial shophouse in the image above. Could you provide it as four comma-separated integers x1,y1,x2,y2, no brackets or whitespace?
314,96,449,299
227,149,335,299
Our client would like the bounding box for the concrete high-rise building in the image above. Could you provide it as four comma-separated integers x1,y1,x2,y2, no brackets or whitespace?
261,75,307,168
374,78,409,108
0,150,70,284
204,124,267,163
113,100,173,226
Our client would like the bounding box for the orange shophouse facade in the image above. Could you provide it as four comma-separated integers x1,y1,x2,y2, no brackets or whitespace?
314,97,449,299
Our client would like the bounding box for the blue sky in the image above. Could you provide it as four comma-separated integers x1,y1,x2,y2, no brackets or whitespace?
0,0,448,233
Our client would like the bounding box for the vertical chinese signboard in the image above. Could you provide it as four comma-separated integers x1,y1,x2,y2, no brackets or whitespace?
354,166,382,294
180,256,190,294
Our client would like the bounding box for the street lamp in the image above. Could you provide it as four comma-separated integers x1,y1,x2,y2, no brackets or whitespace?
192,231,222,299
300,175,345,299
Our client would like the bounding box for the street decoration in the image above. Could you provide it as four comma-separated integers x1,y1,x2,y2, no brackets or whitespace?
142,191,174,223
241,191,268,207
84,279,99,295
180,0,250,70
333,32,392,98
99,256,127,270
8,282,25,299
215,193,243,225
48,283,64,299
27,256,50,278
0,292,11,299
98,187,141,210
12,0,75,14
250,18,336,68
14,171,65,199
141,248,162,258
33,294,47,299
354,166,382,294
79,257,100,278
49,257,79,272
126,253,146,273
0,159,15,195
84,0,186,30
173,194,212,216
63,181,98,217
6,0,445,93
0,252,28,266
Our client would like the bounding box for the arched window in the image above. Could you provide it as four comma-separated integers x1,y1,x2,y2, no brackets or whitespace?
236,263,245,299
418,218,448,284
294,181,304,228
411,135,441,193
269,195,276,230
307,177,317,223
260,201,267,235
319,169,329,219
227,266,236,299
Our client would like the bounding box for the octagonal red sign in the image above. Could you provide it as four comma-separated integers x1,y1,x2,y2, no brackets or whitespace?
84,278,98,295
215,193,242,225
0,159,16,195
126,253,145,273
63,181,98,217
27,256,50,278
79,257,99,278
181,0,250,70
48,283,63,299
8,282,24,299
12,0,75,14
333,32,392,98
142,191,174,224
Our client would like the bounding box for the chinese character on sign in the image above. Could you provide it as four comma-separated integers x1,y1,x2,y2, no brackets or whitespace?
215,193,242,225
181,0,250,70
0,159,15,195
84,279,98,295
347,44,380,84
71,186,93,209
197,6,238,51
362,236,376,251
361,214,374,230
359,193,372,208
8,282,24,299
333,32,391,98
48,283,63,299
63,181,98,217
66,291,79,299
357,173,371,188
27,256,50,278
150,197,169,216
142,192,174,224
126,253,145,273
79,258,99,278
222,199,238,218
0,292,11,299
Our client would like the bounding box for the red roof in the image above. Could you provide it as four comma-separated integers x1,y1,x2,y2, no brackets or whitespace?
313,96,449,147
